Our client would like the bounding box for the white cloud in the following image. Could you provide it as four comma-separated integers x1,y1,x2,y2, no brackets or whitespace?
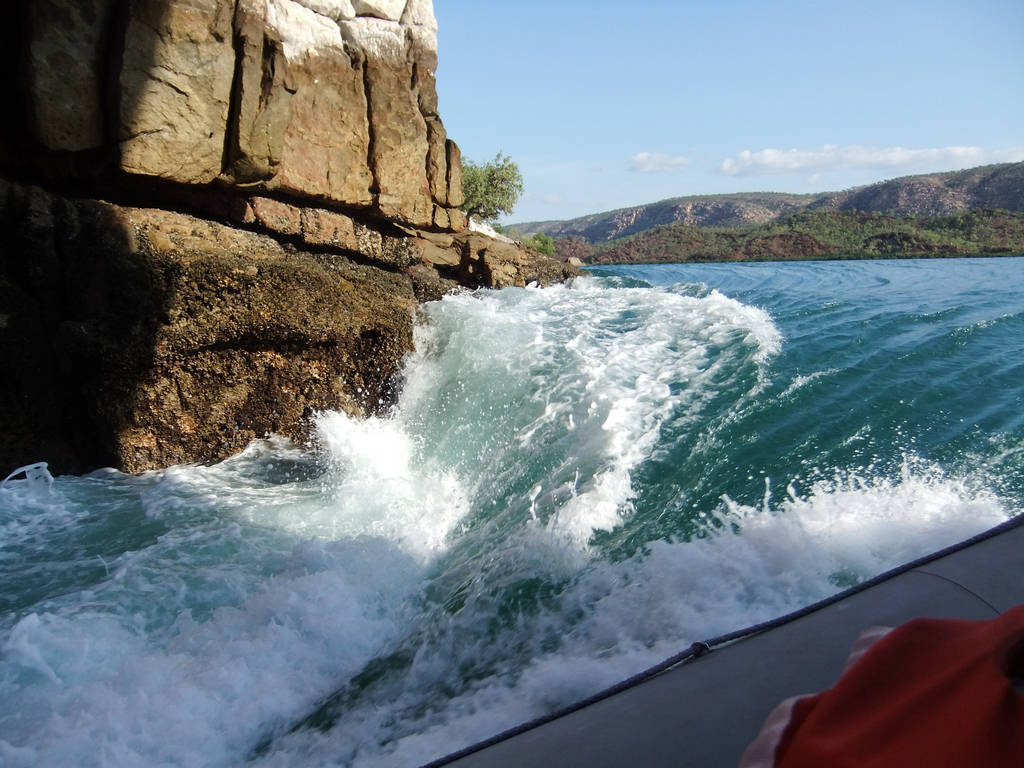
719,144,1024,176
629,152,691,174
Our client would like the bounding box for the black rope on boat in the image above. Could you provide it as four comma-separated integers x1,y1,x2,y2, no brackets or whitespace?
418,513,1024,768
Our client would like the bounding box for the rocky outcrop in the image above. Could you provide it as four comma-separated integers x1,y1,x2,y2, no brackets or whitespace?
0,180,575,474
0,180,418,472
15,0,462,229
0,1,577,474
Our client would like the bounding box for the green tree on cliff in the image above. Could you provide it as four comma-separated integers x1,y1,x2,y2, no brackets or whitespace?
460,153,524,221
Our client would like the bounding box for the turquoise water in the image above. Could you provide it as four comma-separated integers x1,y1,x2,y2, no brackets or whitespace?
2,258,1022,766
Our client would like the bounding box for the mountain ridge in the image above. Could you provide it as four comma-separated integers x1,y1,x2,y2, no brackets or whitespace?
513,162,1024,243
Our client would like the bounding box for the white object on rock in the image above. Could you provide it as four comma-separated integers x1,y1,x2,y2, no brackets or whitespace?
468,217,516,244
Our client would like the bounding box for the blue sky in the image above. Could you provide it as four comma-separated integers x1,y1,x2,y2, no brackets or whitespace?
433,0,1024,224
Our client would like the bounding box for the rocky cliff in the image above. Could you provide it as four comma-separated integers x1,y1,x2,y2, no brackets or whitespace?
10,0,461,226
0,0,576,474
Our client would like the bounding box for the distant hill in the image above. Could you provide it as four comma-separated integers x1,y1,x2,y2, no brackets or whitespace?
513,162,1024,243
806,162,1024,217
512,192,819,242
589,209,1024,265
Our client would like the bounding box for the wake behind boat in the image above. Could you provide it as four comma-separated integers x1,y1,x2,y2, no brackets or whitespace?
2,258,1022,766
426,514,1024,767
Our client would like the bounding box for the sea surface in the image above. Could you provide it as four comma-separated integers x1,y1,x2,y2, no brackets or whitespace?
2,257,1023,767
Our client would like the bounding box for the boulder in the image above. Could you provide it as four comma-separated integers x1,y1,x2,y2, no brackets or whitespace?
401,0,437,29
456,233,581,289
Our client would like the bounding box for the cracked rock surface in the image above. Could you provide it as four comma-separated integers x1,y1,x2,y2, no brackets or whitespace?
22,0,457,225
0,1,577,473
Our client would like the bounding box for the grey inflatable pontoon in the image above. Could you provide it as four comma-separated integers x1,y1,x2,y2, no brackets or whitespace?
424,515,1024,767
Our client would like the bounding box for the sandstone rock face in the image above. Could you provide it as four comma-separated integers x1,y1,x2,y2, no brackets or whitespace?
0,181,419,472
401,0,437,28
0,2,579,474
118,0,236,184
229,0,296,184
240,0,377,205
352,0,406,21
299,0,357,20
0,178,577,474
17,0,463,228
341,17,433,224
27,0,115,152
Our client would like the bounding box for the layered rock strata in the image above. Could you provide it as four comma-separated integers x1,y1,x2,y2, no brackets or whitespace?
18,0,462,228
0,0,576,473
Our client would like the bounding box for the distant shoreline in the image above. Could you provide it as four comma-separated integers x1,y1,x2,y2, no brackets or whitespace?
585,251,1024,267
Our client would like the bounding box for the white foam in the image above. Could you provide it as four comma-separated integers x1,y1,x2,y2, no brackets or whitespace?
311,410,471,559
721,459,1008,578
292,457,1010,765
4,271,1016,767
780,368,839,398
0,536,424,768
242,455,1012,767
399,278,780,549
0,477,78,553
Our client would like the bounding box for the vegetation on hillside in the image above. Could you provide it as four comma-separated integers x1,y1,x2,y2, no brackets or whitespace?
516,231,556,255
493,224,556,255
580,209,1024,264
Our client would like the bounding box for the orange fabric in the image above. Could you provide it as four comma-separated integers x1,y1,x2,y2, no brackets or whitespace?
773,605,1024,768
